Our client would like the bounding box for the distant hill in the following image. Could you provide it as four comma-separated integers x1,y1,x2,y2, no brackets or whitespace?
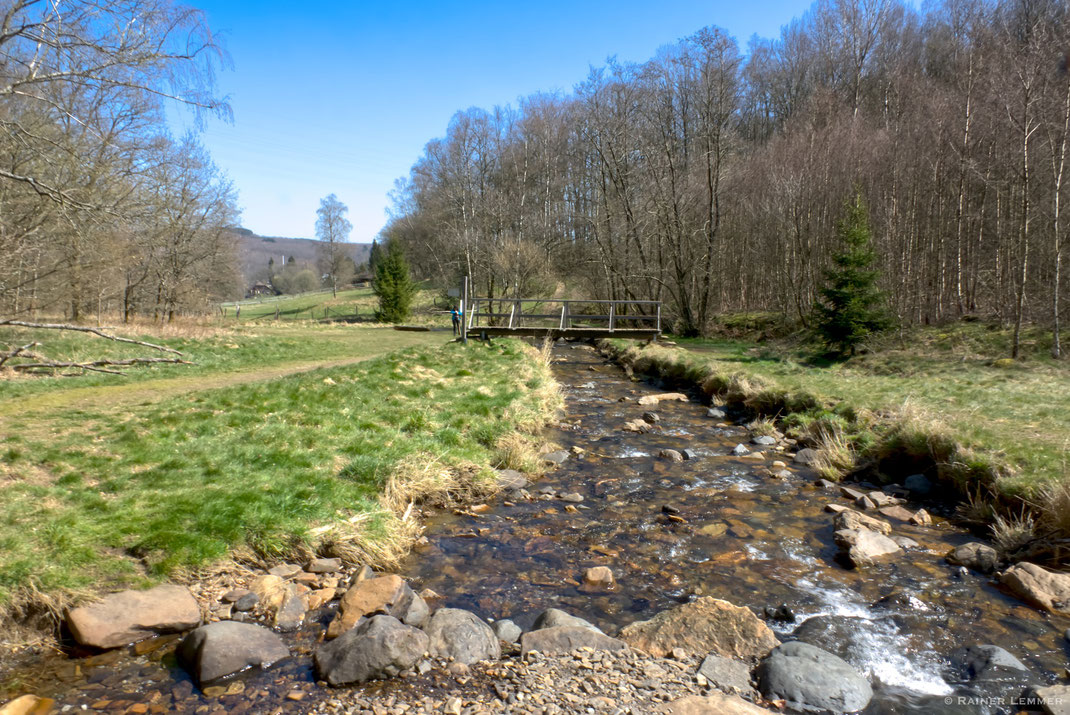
230,227,372,287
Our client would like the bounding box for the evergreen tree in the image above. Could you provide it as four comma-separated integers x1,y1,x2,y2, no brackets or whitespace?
369,240,383,275
373,240,416,323
815,193,893,356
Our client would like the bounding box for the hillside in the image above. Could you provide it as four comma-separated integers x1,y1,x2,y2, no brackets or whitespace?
230,227,372,287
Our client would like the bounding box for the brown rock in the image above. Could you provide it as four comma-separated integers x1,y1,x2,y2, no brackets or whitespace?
249,574,288,614
834,529,901,568
66,585,201,649
619,597,779,660
824,504,849,514
637,392,689,406
520,626,627,655
910,508,933,526
656,693,772,714
326,574,407,638
307,588,335,610
0,695,56,715
584,566,614,586
834,509,892,535
878,505,916,522
946,542,999,573
1000,562,1070,614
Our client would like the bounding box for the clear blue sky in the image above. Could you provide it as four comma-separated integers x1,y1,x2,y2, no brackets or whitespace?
181,0,816,243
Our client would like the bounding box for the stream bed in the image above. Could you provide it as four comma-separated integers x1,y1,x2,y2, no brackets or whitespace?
1,343,1067,714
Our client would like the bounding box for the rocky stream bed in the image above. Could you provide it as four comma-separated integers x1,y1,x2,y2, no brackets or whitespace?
1,343,1069,715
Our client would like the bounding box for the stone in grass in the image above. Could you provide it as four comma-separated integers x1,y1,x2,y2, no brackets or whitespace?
178,621,289,685
424,608,500,665
521,626,627,656
757,642,872,714
233,592,259,613
314,615,429,686
66,584,201,649
306,557,342,574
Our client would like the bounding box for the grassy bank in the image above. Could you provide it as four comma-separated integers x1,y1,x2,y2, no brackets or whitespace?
221,285,445,325
0,323,440,403
0,338,559,633
600,335,1070,555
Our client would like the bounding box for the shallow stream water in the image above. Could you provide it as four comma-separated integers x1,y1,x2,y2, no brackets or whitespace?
2,343,1067,714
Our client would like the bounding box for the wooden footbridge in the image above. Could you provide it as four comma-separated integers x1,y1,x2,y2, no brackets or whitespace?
463,298,661,341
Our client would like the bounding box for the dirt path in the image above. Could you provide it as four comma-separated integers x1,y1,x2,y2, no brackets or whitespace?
0,355,378,424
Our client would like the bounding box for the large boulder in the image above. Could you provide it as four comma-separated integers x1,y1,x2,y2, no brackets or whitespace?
520,626,627,655
0,695,55,715
619,597,779,660
756,642,873,714
326,574,424,638
1000,562,1070,614
946,543,999,574
66,584,201,649
532,608,603,633
424,608,500,665
834,529,900,568
178,621,289,684
655,693,772,714
314,615,429,686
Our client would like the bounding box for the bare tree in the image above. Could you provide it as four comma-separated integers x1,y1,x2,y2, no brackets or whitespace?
315,193,353,297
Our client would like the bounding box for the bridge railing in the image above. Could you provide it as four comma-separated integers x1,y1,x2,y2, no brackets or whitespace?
466,298,661,334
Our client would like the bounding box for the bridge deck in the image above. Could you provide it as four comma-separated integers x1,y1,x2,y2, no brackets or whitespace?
466,326,660,340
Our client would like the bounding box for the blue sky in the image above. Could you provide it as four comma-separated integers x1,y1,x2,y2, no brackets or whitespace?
181,0,816,242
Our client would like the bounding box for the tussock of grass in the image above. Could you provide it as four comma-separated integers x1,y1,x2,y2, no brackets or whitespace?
598,338,1070,557
0,338,560,634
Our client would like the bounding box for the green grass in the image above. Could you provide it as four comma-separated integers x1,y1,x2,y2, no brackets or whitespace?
0,324,440,403
221,285,445,324
0,339,557,620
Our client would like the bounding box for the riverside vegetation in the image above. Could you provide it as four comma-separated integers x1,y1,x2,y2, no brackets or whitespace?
600,321,1070,562
0,325,559,640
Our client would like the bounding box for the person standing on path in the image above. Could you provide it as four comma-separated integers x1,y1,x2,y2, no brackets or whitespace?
451,308,461,336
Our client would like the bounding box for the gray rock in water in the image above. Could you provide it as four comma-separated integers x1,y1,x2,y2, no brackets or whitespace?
697,654,756,697
179,621,289,685
706,407,727,419
757,641,872,714
520,626,626,655
66,584,201,649
732,444,750,456
532,608,603,634
492,619,522,644
424,608,500,665
642,411,661,424
949,644,1032,683
660,449,684,462
496,469,528,491
751,435,777,446
834,528,901,568
682,448,698,461
314,615,429,686
274,585,307,632
891,535,920,549
542,450,569,466
394,589,429,629
233,592,259,613
946,542,999,574
904,473,933,495
793,448,819,465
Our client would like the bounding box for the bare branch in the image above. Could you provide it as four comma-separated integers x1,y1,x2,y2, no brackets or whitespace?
0,320,183,355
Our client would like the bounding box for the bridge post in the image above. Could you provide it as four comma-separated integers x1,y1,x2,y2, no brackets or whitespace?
609,304,615,332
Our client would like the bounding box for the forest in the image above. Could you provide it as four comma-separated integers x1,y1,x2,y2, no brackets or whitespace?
0,0,239,323
384,0,1070,355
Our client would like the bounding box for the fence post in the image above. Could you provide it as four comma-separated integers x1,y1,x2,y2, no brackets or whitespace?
609,303,615,332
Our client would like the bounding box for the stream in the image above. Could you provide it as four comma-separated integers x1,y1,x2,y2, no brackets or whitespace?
2,343,1067,714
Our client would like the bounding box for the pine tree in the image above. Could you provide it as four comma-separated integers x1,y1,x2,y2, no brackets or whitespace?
373,240,416,323
815,193,893,356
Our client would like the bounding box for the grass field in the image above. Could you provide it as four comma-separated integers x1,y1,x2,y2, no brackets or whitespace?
0,335,557,629
220,285,446,324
